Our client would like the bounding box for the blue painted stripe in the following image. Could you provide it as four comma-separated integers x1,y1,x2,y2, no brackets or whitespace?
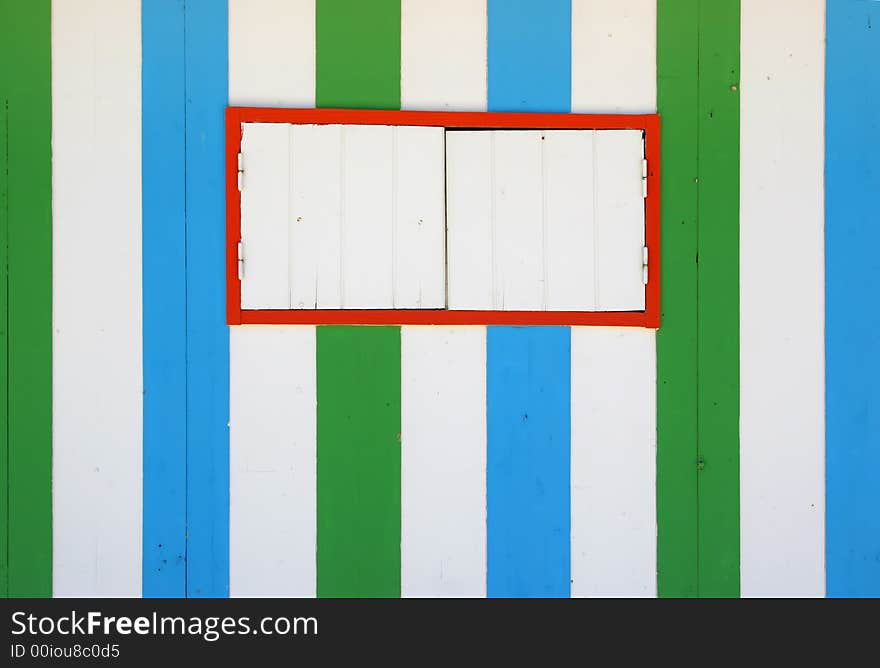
183,0,229,598
142,0,229,597
487,0,571,113
486,0,572,599
826,0,880,598
487,327,571,597
142,0,187,598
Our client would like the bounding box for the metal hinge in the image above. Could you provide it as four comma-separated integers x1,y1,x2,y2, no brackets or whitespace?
237,241,244,280
641,158,648,198
642,246,649,285
237,152,244,191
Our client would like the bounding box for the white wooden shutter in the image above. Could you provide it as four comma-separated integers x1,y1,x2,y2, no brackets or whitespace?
240,122,445,309
445,129,645,311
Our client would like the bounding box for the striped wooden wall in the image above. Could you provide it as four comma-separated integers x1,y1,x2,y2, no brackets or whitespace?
0,0,875,598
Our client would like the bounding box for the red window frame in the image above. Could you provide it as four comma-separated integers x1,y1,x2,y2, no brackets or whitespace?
226,107,661,328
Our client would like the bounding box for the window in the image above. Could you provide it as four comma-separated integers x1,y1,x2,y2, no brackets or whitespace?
226,108,660,327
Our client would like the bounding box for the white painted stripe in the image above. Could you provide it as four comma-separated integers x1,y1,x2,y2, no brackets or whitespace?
229,326,317,597
571,0,657,114
229,0,316,108
740,0,825,597
401,0,488,111
571,328,656,597
52,0,143,597
229,0,317,598
401,327,487,597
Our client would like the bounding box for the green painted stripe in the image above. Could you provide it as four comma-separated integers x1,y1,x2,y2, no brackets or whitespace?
0,0,53,598
316,326,401,598
315,0,402,599
696,1,740,598
316,0,401,110
657,0,700,599
657,0,740,597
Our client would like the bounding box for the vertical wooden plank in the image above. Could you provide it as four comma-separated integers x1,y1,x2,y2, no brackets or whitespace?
230,326,316,597
0,8,8,596
826,0,880,597
393,127,446,309
316,0,400,110
740,0,825,598
446,131,493,311
594,130,645,311
289,124,343,309
487,326,571,597
229,0,319,598
487,0,571,597
697,0,740,598
571,328,656,597
317,326,401,598
184,0,229,597
656,0,699,598
401,0,488,111
240,123,291,310
142,0,187,598
543,130,596,311
52,0,143,596
571,0,656,113
341,125,394,308
1,0,53,597
315,0,402,598
493,131,544,310
401,327,486,597
229,0,316,108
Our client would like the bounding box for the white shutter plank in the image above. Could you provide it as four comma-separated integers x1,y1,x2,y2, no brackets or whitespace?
341,125,395,308
446,131,494,310
394,127,446,308
289,124,343,309
241,122,291,309
595,130,645,311
544,130,597,310
493,131,545,310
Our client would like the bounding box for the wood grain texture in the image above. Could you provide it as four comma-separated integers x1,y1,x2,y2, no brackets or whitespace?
401,327,486,597
230,326,316,597
52,0,143,597
571,328,656,597
0,0,52,598
740,0,825,597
